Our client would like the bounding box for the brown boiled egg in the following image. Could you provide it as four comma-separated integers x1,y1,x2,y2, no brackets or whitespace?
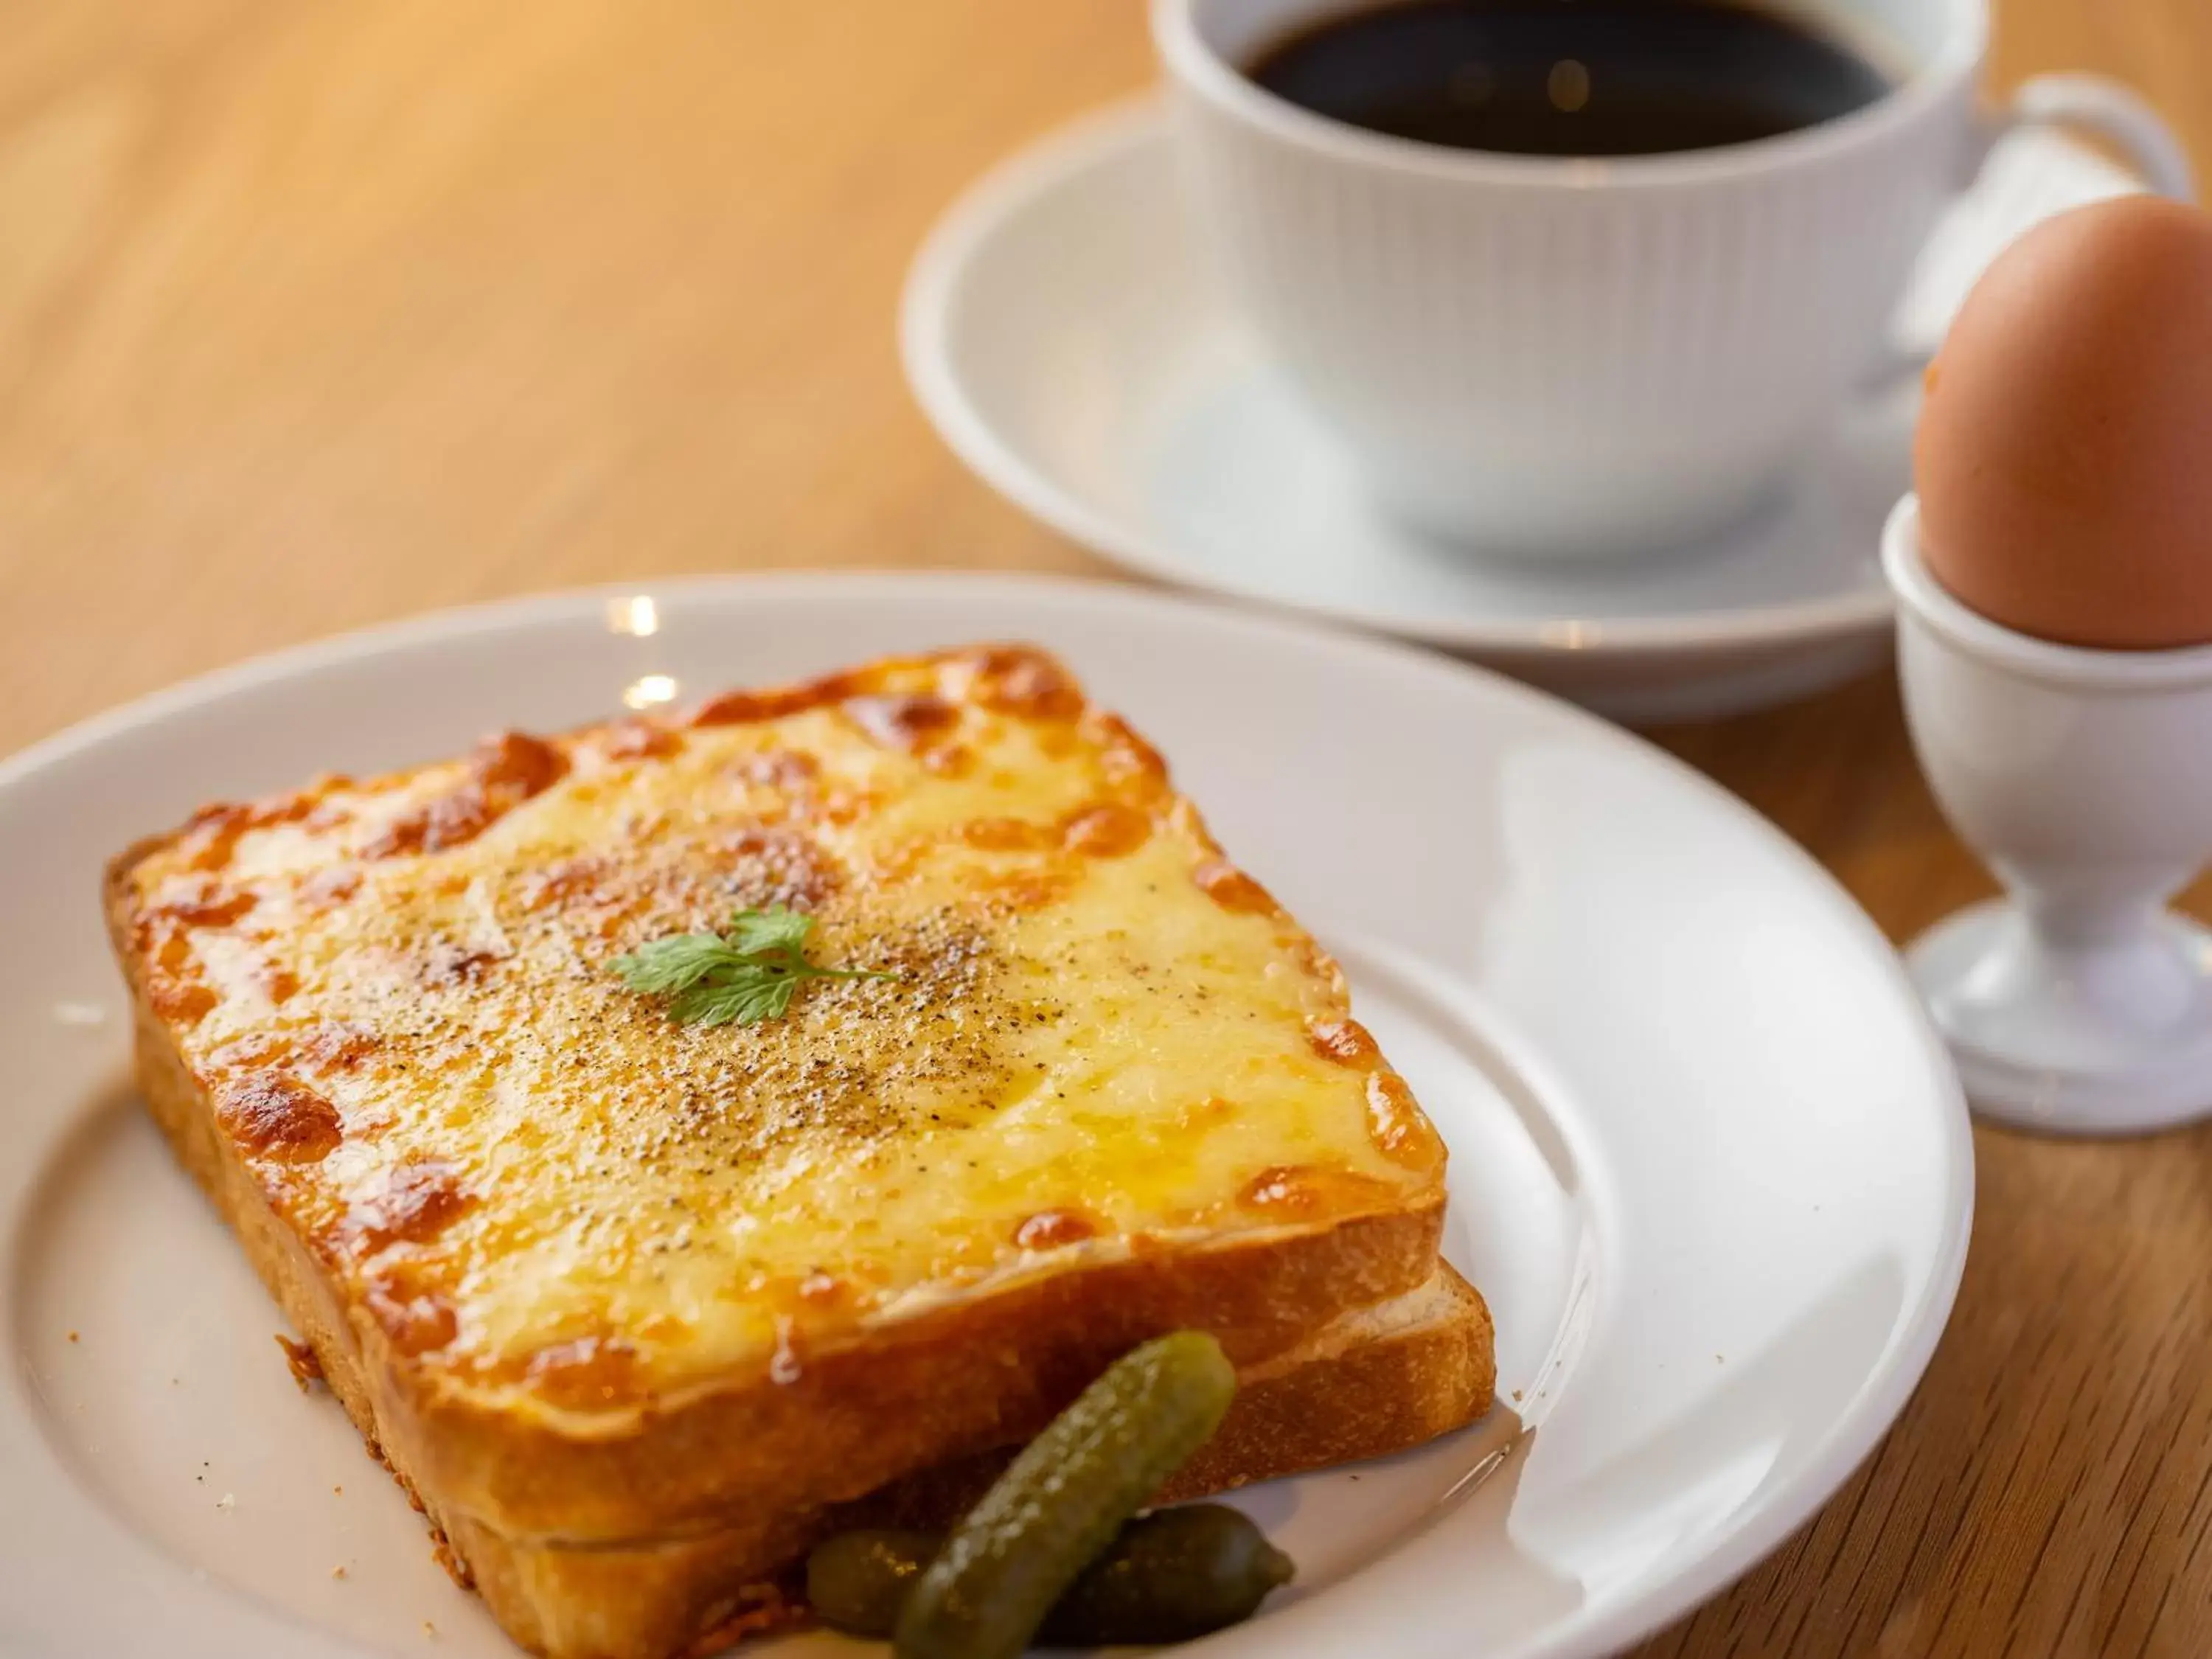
1915,195,2212,650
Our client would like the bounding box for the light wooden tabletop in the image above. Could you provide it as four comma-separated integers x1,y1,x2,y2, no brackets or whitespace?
4,4,2207,1654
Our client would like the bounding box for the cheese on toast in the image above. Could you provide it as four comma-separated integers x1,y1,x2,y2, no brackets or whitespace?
107,644,1484,1656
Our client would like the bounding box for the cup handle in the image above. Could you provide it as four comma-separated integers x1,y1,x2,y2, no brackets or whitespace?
1875,75,2193,383
1978,73,2194,202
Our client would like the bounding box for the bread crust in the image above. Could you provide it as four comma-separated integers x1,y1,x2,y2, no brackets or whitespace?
432,1268,1491,1659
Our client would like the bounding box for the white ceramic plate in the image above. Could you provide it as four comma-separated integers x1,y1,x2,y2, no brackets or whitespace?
902,99,2140,722
0,575,1970,1658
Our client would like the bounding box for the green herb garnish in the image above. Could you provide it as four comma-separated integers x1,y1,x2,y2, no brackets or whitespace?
610,905,897,1026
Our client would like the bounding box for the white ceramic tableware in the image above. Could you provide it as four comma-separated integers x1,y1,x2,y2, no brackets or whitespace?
0,574,1970,1657
1886,496,2212,1135
902,100,2146,720
1155,0,2191,557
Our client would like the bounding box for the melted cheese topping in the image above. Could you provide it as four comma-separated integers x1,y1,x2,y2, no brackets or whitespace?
116,647,1444,1413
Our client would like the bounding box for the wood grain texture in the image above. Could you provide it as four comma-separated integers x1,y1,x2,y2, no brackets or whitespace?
0,2,2205,1655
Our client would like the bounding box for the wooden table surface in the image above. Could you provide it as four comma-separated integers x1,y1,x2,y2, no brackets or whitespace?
3,4,2207,1655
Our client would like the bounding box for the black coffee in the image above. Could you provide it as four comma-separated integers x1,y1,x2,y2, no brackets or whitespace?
1245,0,1893,158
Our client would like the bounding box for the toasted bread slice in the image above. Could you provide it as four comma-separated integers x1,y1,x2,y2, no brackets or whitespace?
859,1262,1494,1521
450,1267,1494,1659
106,644,1480,1657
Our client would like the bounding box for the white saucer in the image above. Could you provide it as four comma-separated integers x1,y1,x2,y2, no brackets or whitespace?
903,99,2141,722
0,574,1971,1658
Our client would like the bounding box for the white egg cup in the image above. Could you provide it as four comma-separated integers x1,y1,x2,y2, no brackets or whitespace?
1884,496,2212,1135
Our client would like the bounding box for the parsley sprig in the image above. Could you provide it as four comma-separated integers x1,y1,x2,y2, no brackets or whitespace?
610,905,897,1027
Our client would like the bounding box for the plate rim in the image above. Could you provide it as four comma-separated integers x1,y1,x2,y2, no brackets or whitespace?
0,568,1973,1659
897,95,1899,666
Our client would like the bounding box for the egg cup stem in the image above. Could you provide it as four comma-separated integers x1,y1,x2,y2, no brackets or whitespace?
1905,897,2212,1135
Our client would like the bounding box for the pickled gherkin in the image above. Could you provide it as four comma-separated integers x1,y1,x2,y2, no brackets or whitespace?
807,1529,938,1639
806,1506,1293,1644
1043,1503,1294,1644
892,1331,1239,1659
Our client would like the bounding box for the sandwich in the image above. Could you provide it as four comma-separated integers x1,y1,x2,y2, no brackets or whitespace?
105,642,1493,1658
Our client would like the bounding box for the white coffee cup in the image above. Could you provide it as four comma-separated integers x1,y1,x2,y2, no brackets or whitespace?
1155,0,2192,559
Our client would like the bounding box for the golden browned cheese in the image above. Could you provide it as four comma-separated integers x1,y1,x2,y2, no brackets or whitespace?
111,645,1445,1425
